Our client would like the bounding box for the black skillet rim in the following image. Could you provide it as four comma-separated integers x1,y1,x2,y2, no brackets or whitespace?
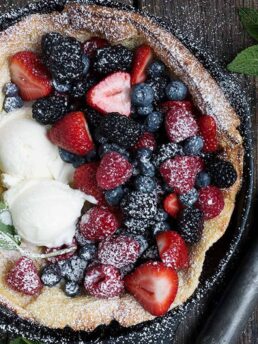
0,1,255,343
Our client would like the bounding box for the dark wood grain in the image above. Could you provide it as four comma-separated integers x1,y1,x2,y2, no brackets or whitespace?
138,1,258,343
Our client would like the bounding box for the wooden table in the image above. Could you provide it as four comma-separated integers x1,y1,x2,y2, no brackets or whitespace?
0,0,257,343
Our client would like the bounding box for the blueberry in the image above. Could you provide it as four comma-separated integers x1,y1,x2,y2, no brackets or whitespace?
147,60,166,78
179,188,199,207
135,176,156,193
99,143,130,159
131,83,154,106
82,55,90,75
41,264,62,287
132,235,149,255
136,148,152,162
105,186,124,206
59,148,87,167
152,221,170,236
64,281,80,297
165,80,188,101
79,244,97,261
3,96,23,113
139,161,155,177
137,105,154,116
53,79,71,93
3,82,19,96
183,136,204,156
59,256,88,283
120,263,135,278
145,111,163,132
155,208,169,222
85,149,97,163
196,171,211,188
132,161,140,176
75,229,93,247
141,245,159,260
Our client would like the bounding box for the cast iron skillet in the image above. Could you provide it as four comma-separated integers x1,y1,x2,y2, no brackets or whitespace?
0,1,254,343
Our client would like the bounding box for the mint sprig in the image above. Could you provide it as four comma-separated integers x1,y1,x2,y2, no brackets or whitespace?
10,337,41,344
227,7,258,76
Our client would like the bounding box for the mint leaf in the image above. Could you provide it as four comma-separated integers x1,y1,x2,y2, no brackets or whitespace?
0,202,7,212
227,45,258,75
10,338,41,344
239,8,258,41
0,222,15,236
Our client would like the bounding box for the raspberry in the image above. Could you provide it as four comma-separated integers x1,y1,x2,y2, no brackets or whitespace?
6,257,43,296
73,163,105,204
134,132,157,151
160,156,204,194
198,115,218,153
196,186,225,220
207,158,237,188
44,239,77,264
178,207,204,244
98,235,140,268
84,264,124,298
96,152,133,190
79,207,119,241
165,108,198,143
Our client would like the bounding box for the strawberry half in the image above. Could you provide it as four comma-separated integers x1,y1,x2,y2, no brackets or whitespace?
156,231,189,270
163,193,181,218
124,261,178,316
86,72,131,116
131,45,153,85
198,115,218,153
10,51,53,101
48,111,95,156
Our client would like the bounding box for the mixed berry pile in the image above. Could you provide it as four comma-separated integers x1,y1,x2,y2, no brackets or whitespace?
4,33,237,316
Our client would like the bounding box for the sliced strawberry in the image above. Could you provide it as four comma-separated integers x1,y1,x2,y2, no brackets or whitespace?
160,100,193,113
156,231,189,270
163,193,181,218
165,107,198,143
196,186,224,220
86,72,131,116
96,152,133,190
160,156,204,194
83,37,109,57
124,261,178,316
131,45,153,85
133,132,157,151
10,51,53,101
6,257,43,296
198,115,218,153
48,111,95,156
79,206,119,241
73,163,105,204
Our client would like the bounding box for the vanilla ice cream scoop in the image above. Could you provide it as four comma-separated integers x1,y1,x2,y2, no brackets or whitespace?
0,107,74,187
3,180,95,247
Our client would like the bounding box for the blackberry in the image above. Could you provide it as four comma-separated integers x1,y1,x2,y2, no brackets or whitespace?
85,108,103,129
147,76,169,102
41,264,61,287
121,191,157,220
124,217,152,234
178,207,204,244
71,79,89,98
141,245,159,260
207,158,237,188
64,281,80,297
94,45,133,74
99,113,142,149
59,256,88,283
153,143,183,167
43,33,84,84
32,95,68,125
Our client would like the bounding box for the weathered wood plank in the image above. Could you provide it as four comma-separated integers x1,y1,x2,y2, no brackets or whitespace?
139,1,258,343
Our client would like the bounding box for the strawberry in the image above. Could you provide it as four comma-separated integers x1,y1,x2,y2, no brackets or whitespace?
124,261,178,316
156,231,189,270
131,45,153,85
198,115,218,152
160,156,204,194
83,37,109,57
165,107,198,143
98,235,140,268
160,100,193,113
48,111,95,156
133,132,157,151
79,206,119,241
163,193,181,218
84,264,124,298
6,257,42,296
44,239,77,264
73,163,105,204
196,186,224,220
96,152,133,190
10,51,53,101
86,72,131,116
